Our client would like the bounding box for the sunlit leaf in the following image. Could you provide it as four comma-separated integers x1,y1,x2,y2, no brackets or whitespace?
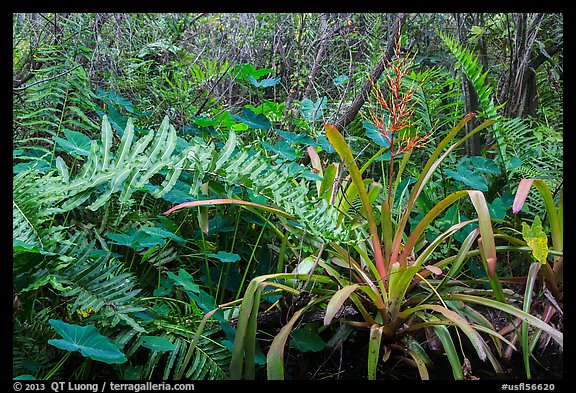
522,216,549,264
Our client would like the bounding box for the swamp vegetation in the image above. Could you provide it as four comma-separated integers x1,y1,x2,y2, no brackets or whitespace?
12,13,563,382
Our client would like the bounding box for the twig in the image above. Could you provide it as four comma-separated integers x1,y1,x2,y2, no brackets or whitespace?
13,64,81,92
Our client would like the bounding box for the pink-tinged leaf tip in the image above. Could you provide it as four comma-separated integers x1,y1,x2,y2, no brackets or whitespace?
425,265,443,277
512,179,535,214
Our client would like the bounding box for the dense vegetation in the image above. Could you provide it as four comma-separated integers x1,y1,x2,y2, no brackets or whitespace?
13,13,563,381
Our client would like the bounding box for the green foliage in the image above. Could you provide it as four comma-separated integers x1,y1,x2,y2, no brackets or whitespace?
13,14,100,143
48,319,127,364
521,216,549,265
439,30,511,183
13,13,563,381
300,97,327,123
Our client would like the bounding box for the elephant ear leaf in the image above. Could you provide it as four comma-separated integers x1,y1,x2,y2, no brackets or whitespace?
48,319,127,364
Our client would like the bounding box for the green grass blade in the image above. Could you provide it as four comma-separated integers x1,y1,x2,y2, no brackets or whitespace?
229,279,260,379
401,304,486,361
398,190,468,265
522,262,541,379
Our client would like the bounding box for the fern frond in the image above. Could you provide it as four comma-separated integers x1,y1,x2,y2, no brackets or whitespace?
182,337,229,380
13,17,99,142
13,168,67,255
18,231,146,332
13,307,62,379
48,115,350,242
439,32,508,162
409,65,464,149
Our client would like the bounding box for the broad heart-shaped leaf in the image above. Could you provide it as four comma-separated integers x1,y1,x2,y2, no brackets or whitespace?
522,216,549,264
488,197,508,221
106,228,166,251
53,129,93,157
444,164,488,191
207,251,241,263
316,135,335,154
261,140,301,161
300,97,327,122
247,75,280,88
508,156,523,169
141,225,186,244
468,156,501,175
48,319,126,364
98,88,136,114
290,325,326,352
168,269,200,293
235,63,274,80
333,75,348,86
364,120,390,148
276,129,316,146
230,108,272,129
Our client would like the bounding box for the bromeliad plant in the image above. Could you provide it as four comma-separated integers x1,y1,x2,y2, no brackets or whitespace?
218,114,563,380
491,178,563,378
313,47,563,379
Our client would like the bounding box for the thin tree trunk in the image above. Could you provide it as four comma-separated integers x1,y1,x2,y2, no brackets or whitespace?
503,13,544,118
303,14,347,99
455,13,481,157
333,13,407,132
